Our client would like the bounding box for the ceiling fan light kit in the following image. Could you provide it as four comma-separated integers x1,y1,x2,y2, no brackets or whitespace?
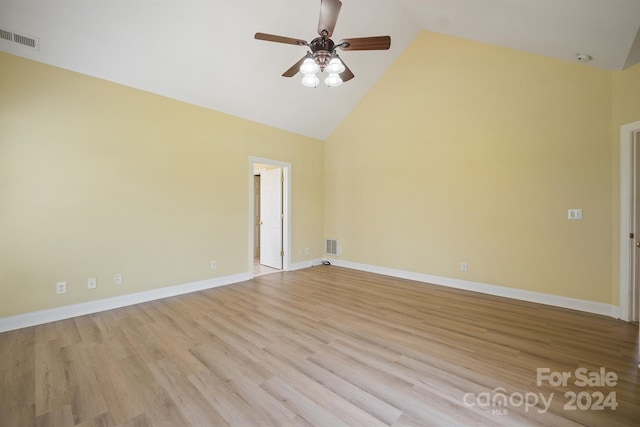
300,57,320,75
301,73,321,88
324,73,343,87
326,57,346,74
255,0,391,88
302,56,345,88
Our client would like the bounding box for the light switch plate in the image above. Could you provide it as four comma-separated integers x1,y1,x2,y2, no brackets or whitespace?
56,281,67,294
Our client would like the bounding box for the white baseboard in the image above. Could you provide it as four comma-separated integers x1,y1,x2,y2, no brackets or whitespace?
2,260,621,333
290,258,324,271
326,259,620,319
0,272,251,333
610,306,621,319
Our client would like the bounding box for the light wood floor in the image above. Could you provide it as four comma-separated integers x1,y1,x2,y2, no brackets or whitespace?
1,266,638,426
253,258,281,277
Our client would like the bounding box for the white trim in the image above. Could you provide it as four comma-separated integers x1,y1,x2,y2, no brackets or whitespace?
327,259,620,318
610,306,621,319
620,121,640,321
290,258,324,271
2,260,619,332
249,157,292,278
0,272,250,333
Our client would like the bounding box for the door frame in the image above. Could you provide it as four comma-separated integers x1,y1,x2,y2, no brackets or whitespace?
249,156,291,277
619,120,640,322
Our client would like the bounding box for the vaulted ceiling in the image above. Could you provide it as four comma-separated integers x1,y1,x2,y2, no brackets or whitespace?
2,0,639,140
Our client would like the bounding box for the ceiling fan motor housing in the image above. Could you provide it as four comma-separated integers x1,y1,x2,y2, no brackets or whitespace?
310,36,335,70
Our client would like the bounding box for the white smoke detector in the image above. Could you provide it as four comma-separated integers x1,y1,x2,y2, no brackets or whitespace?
576,54,592,63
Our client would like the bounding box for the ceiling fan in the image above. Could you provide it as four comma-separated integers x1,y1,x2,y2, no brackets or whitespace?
254,0,391,87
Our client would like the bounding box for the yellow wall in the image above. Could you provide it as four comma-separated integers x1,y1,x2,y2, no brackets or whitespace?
0,52,324,317
325,32,617,303
613,62,640,127
3,33,639,318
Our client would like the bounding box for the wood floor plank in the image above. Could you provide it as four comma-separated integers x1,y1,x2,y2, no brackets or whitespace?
34,404,74,427
260,341,386,426
0,328,36,424
147,359,230,427
35,339,70,417
0,326,35,371
84,345,144,424
1,265,638,426
261,376,352,427
262,340,401,426
60,343,109,424
188,369,264,426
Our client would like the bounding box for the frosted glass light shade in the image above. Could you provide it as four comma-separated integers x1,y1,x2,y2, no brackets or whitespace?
300,58,320,75
326,58,345,74
324,73,343,87
301,73,320,87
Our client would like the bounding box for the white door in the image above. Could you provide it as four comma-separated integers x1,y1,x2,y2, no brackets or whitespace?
620,122,640,323
633,130,640,322
254,175,261,258
633,130,640,358
260,168,283,269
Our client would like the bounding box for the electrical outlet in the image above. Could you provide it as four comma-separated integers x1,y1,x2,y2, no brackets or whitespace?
461,262,468,272
114,274,122,285
305,248,310,255
88,277,97,289
56,281,67,294
568,209,583,220
210,260,217,269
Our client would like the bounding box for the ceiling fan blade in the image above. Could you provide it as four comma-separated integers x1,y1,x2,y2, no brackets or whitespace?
282,56,308,77
255,32,307,46
339,60,354,82
318,0,342,37
339,36,391,51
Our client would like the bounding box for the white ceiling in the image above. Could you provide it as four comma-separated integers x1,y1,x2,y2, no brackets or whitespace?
2,0,639,140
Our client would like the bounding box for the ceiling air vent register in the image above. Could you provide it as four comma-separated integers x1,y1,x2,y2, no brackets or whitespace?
0,27,39,50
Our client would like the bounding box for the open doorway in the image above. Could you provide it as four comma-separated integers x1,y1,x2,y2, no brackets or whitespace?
249,157,291,277
620,121,640,323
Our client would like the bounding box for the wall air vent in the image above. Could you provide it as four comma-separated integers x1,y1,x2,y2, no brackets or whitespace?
0,27,39,51
325,239,338,255
0,29,11,42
